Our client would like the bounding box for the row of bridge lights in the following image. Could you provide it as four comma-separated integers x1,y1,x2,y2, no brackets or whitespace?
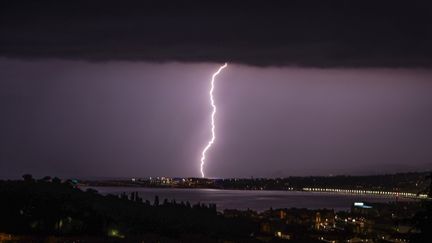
302,187,428,199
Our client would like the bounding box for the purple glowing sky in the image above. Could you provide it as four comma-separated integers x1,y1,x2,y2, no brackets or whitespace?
1,58,431,178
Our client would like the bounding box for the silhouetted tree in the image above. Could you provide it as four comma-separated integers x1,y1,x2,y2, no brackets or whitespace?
154,195,159,206
22,174,34,182
120,192,128,200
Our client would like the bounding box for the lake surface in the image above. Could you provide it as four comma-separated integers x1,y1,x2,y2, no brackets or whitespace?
85,187,411,212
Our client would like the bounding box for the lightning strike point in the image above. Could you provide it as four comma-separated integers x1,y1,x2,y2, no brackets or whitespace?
200,63,228,178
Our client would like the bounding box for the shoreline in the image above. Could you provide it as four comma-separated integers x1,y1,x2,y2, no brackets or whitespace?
80,185,428,200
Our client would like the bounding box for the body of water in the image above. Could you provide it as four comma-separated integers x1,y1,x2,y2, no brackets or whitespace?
85,187,411,212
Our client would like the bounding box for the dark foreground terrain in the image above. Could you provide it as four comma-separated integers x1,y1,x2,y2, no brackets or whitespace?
0,174,431,242
0,175,257,242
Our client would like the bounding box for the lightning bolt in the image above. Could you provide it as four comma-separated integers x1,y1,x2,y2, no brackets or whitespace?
200,63,228,178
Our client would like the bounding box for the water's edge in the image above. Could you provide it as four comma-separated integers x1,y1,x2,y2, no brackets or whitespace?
82,186,411,212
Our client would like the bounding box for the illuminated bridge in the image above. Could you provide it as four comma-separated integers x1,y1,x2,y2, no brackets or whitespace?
302,187,429,199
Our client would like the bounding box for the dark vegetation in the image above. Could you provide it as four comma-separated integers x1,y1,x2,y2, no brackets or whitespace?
0,175,257,241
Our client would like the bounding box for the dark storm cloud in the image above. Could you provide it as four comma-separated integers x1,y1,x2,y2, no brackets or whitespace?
1,0,432,67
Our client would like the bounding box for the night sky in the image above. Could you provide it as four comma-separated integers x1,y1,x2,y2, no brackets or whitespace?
1,1,432,178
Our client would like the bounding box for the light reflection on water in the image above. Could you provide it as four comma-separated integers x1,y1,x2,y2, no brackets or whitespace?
83,187,412,212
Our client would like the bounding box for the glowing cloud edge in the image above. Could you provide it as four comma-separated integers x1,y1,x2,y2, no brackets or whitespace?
200,63,228,178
